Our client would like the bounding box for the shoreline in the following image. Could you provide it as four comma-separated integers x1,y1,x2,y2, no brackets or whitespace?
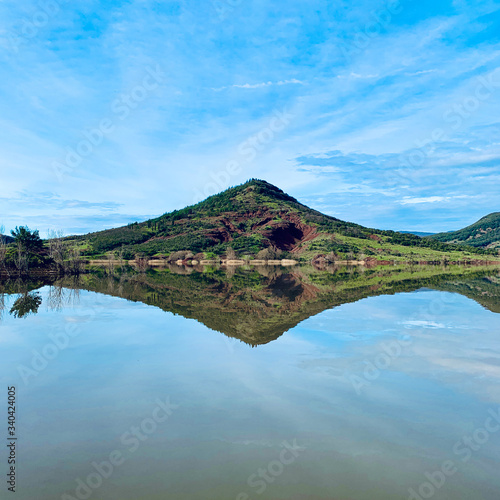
1,258,500,279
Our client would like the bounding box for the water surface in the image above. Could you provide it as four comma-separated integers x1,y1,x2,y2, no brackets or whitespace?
1,268,500,499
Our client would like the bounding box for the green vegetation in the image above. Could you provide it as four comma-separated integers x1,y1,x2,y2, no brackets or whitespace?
56,180,500,265
2,181,499,276
430,212,500,249
0,226,84,275
298,231,498,264
3,226,50,272
10,226,43,253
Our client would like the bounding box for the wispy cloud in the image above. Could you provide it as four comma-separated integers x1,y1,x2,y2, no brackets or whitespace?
337,73,379,80
212,79,306,91
0,192,123,211
0,0,499,233
398,195,474,206
294,125,500,231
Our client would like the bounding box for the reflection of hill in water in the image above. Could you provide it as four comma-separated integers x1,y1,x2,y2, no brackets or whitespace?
2,266,500,344
56,265,500,345
433,275,500,314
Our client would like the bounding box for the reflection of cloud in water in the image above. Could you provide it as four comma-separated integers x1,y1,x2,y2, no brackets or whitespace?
292,290,500,408
1,277,500,499
402,320,446,329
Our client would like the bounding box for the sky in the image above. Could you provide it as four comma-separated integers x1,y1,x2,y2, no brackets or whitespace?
0,0,499,235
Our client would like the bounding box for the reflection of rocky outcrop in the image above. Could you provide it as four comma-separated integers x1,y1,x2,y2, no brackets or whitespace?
53,266,500,346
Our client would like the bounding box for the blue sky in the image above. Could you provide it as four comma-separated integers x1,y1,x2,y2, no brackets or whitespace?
0,0,499,235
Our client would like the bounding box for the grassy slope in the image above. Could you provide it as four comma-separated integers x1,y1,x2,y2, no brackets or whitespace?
430,213,500,249
63,179,500,262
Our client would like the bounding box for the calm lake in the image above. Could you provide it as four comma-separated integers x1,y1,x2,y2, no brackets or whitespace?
1,266,500,499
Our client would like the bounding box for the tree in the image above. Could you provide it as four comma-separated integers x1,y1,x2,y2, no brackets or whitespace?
107,253,115,273
135,253,149,273
115,245,126,268
10,226,43,272
67,248,84,274
256,247,281,260
226,246,237,260
47,229,66,269
0,225,8,271
11,226,43,253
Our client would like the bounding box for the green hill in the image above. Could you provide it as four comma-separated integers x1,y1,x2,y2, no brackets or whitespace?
66,179,498,262
69,179,370,257
430,213,500,249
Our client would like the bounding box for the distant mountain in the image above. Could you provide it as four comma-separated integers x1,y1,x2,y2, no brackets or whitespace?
66,179,498,262
0,234,14,244
430,213,500,249
400,231,435,237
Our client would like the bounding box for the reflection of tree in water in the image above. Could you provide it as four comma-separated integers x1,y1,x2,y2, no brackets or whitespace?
47,285,64,311
2,267,500,343
1,282,82,320
0,293,5,321
10,292,42,319
47,283,81,312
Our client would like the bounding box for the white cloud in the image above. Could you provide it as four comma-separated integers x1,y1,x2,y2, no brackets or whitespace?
399,196,448,205
402,320,446,329
337,72,379,79
399,195,476,205
213,79,305,91
0,0,499,234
